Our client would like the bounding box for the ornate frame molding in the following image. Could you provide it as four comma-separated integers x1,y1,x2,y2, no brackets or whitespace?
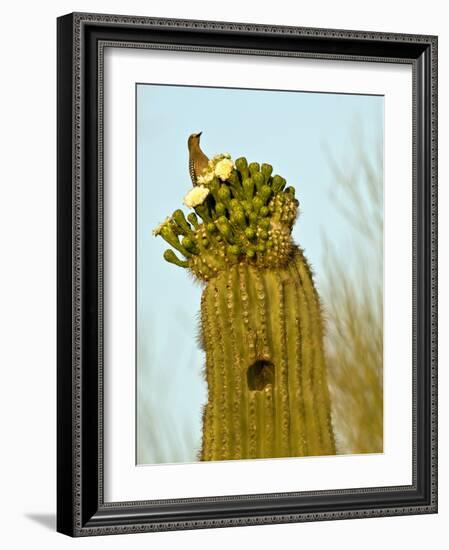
57,12,437,537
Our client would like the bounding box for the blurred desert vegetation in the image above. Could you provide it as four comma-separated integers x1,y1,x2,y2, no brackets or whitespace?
137,311,206,464
321,123,384,455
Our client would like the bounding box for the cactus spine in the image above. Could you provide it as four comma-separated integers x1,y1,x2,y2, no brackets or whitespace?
154,151,335,459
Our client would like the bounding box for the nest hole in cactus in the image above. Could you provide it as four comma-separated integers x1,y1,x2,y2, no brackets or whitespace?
247,360,275,391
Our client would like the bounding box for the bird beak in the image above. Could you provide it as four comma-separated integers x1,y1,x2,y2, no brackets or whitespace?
197,131,202,137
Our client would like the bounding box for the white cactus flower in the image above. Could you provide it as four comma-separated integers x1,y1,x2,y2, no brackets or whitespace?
152,217,171,236
210,152,231,163
197,170,215,185
183,185,210,208
214,158,234,181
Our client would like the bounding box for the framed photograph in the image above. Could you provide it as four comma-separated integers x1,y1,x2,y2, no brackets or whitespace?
57,12,438,536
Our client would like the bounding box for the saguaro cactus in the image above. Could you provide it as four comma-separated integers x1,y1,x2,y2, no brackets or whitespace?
154,153,336,460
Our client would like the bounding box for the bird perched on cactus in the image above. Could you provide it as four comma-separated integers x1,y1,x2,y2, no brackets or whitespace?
188,132,210,186
154,134,336,461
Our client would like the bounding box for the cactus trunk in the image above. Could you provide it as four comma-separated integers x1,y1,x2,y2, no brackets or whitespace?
200,247,335,460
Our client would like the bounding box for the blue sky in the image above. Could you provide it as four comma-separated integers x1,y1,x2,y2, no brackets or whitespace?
136,83,383,464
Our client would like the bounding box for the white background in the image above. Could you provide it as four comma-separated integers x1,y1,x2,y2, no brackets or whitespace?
0,1,446,549
105,49,412,501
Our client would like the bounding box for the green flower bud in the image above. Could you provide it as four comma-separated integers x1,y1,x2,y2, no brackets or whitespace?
235,158,249,181
206,222,216,234
194,203,211,222
272,175,286,193
249,212,258,225
163,249,189,268
228,170,242,191
228,244,240,255
172,209,192,235
215,202,227,217
160,225,190,257
182,236,197,253
259,217,270,229
217,215,229,226
218,185,231,204
260,206,269,217
248,162,260,176
252,196,263,213
241,199,253,214
261,163,273,183
235,157,248,173
245,227,256,240
187,212,199,229
243,177,255,199
231,209,246,229
253,172,264,191
259,184,272,204
216,216,234,243
209,178,221,201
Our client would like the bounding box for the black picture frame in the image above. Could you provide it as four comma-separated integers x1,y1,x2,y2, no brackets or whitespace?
57,12,438,537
